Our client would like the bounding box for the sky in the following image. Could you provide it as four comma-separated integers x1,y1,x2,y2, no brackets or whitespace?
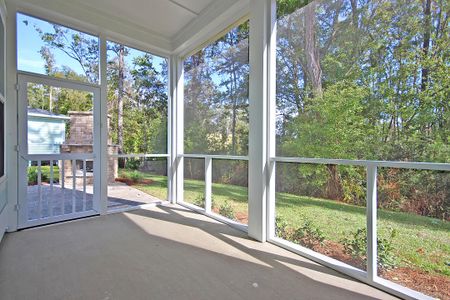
17,13,166,82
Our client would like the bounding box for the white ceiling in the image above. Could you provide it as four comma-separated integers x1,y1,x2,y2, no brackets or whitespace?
9,0,248,54
69,0,215,39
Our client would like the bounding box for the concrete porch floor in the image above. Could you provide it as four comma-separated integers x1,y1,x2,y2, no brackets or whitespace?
26,183,162,220
0,204,398,300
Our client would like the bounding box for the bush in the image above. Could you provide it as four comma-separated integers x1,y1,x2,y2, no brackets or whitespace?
193,195,216,209
342,227,397,269
275,217,325,248
27,166,49,185
219,201,235,220
128,170,144,183
275,216,291,240
126,158,142,170
291,219,325,248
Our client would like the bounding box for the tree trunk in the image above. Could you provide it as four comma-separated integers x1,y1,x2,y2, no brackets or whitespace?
231,63,238,155
326,164,343,200
304,2,323,96
49,87,53,112
117,45,125,154
350,0,358,26
421,0,432,91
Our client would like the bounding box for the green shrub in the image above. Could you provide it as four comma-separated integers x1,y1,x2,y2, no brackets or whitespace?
126,158,142,170
275,217,325,248
291,219,325,248
219,201,235,220
275,216,291,240
27,166,49,185
193,195,216,208
342,227,397,269
128,170,144,183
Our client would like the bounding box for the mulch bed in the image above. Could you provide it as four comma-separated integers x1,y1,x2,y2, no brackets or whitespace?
313,241,449,299
115,178,154,186
234,212,248,224
380,267,450,300
236,210,449,299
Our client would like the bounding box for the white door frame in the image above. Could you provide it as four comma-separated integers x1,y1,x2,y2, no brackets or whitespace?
17,71,102,228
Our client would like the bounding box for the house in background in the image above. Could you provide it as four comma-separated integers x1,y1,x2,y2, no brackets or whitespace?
27,108,69,155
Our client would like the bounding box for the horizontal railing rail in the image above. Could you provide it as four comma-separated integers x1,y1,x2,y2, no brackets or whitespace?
272,156,450,171
180,154,249,161
269,156,448,299
18,70,101,90
23,153,95,161
109,153,169,158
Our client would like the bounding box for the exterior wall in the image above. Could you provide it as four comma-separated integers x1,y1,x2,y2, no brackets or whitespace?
27,116,66,154
66,111,93,144
61,112,118,185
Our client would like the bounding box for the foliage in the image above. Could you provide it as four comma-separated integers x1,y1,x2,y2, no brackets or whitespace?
193,194,216,209
291,219,325,248
27,166,59,185
275,216,325,248
274,0,449,218
342,227,398,269
275,216,291,240
126,170,144,183
184,21,249,156
125,158,142,170
218,201,235,220
25,17,169,157
123,171,449,277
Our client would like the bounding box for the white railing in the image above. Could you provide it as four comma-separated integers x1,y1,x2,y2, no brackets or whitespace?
179,154,249,230
23,153,95,219
110,153,170,158
270,156,449,300
272,156,450,171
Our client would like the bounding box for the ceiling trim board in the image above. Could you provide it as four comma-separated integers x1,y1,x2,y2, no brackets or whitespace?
172,0,250,56
9,0,172,54
168,0,199,16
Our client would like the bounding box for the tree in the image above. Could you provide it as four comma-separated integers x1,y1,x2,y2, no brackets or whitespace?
34,23,99,82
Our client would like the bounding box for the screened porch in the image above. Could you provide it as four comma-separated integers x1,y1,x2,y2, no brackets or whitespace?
0,0,448,299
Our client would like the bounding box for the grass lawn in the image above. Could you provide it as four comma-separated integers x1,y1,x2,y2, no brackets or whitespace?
118,169,449,278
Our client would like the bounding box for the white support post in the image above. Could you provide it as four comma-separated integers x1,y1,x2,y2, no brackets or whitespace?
49,160,54,217
167,56,173,203
169,56,184,204
37,161,42,218
72,159,76,213
61,160,65,214
82,159,87,211
204,157,212,213
367,165,378,281
266,0,277,240
98,35,108,214
5,4,18,232
248,0,272,242
61,160,65,189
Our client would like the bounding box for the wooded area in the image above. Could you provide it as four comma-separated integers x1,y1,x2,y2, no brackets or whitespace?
22,0,449,221
275,0,449,219
24,17,168,156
